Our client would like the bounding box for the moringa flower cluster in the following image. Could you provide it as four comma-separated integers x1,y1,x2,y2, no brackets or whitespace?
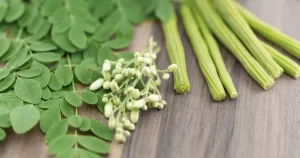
89,39,177,143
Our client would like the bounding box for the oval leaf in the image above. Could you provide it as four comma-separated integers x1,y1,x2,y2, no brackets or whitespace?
81,90,98,104
0,34,10,57
77,135,110,154
38,99,60,109
39,104,61,133
68,115,82,128
14,78,42,104
30,40,57,52
0,73,15,92
79,117,91,132
60,99,74,117
5,1,25,23
42,87,51,100
31,62,51,88
16,67,42,78
0,68,11,80
48,74,62,91
68,26,87,49
48,135,76,154
45,119,68,144
55,66,73,86
65,91,82,107
90,119,113,141
33,52,61,63
74,66,92,85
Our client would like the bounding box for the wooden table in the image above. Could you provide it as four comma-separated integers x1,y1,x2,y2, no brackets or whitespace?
1,0,300,157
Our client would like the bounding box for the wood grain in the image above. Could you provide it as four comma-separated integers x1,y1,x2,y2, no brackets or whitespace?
1,0,300,158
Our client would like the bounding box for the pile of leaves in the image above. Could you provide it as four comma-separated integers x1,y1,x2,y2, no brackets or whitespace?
0,0,172,157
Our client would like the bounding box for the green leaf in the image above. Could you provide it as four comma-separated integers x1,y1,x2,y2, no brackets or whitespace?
65,91,82,107
0,93,23,110
27,14,44,34
106,38,131,50
51,90,66,98
0,73,15,92
68,115,82,128
78,148,102,158
96,92,105,114
41,0,63,16
39,104,61,133
14,78,42,104
34,20,51,40
48,74,62,91
80,59,98,69
0,100,10,128
1,41,23,61
93,24,116,42
30,40,57,52
49,7,68,24
91,69,102,82
90,119,113,141
0,34,10,57
97,46,113,66
91,0,115,19
5,0,26,23
10,104,40,134
33,52,62,63
71,52,83,64
121,0,145,24
74,66,92,85
68,25,87,49
45,119,68,144
0,128,6,140
81,90,98,104
55,66,73,86
60,99,74,117
52,18,72,33
56,149,76,158
0,68,11,80
38,99,60,109
51,29,77,53
6,54,31,70
0,1,8,23
155,0,173,22
42,87,51,100
48,135,76,154
116,52,134,61
16,67,42,78
77,135,110,154
79,117,91,132
83,42,98,59
18,5,38,27
31,62,51,88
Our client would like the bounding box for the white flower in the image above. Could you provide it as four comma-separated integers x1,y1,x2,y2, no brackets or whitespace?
167,64,178,71
110,81,119,92
122,69,129,77
134,52,140,57
113,97,120,105
104,102,113,118
144,53,150,58
163,73,170,80
130,109,139,123
137,57,144,62
115,74,123,81
133,99,146,109
102,96,108,103
108,116,116,129
143,57,152,64
103,61,111,71
132,89,140,99
141,66,151,76
155,79,161,86
147,94,161,102
150,67,157,76
129,68,136,76
150,53,156,59
103,81,111,89
89,78,104,91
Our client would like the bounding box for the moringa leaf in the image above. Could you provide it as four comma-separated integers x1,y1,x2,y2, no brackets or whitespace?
16,67,42,78
0,73,16,92
0,68,10,80
0,128,6,141
68,115,82,128
60,99,74,117
33,52,62,63
51,29,77,53
78,148,102,158
31,62,51,88
48,135,76,154
42,87,51,100
0,1,8,23
81,90,98,104
89,119,113,141
30,40,57,52
14,78,42,104
0,34,10,58
74,66,92,85
79,117,91,132
38,98,60,109
39,103,61,133
65,91,82,107
68,25,87,49
17,5,38,27
10,104,40,134
55,66,73,86
45,119,68,144
51,90,66,99
77,135,110,154
48,74,62,91
5,0,26,23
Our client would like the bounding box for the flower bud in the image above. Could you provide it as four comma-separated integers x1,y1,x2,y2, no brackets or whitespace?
141,66,151,76
115,74,123,81
155,79,161,86
118,58,125,63
89,78,104,91
115,67,122,74
167,64,178,71
103,72,111,80
135,70,141,78
116,62,122,68
126,102,133,110
104,102,113,118
122,69,129,77
102,96,108,103
133,99,146,109
134,52,140,57
144,53,150,58
150,53,157,59
132,89,140,99
124,120,131,127
121,117,128,122
119,135,126,143
161,100,167,105
115,133,123,142
103,61,111,71
152,102,159,108
163,73,170,80
103,81,111,89
143,57,152,64
150,67,157,76
129,68,135,76
158,103,164,110
137,57,144,62
112,97,120,105
147,94,161,102
123,130,131,137
130,109,139,123
108,116,116,129
127,123,135,130
110,81,119,92
142,105,148,111
116,127,123,133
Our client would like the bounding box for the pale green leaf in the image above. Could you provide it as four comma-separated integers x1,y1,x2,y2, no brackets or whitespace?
49,7,68,24
0,100,10,128
6,54,31,70
0,1,8,23
14,78,42,104
0,68,10,80
0,41,23,61
30,40,57,52
18,5,38,27
60,99,74,117
51,90,66,98
68,25,87,49
31,62,51,88
39,104,61,133
0,73,16,92
96,46,113,66
10,104,40,134
38,99,60,109
41,0,63,16
51,29,77,53
55,66,73,86
33,52,61,63
80,59,98,69
68,115,82,128
78,148,102,158
33,20,51,40
5,0,25,23
48,135,76,154
93,24,116,42
83,42,98,59
65,91,82,107
56,149,76,158
106,38,131,50
0,34,10,57
42,87,51,100
74,66,92,85
0,93,23,110
48,74,62,91
45,119,68,144
16,67,42,78
81,90,98,104
77,135,110,154
90,119,113,141
79,117,91,132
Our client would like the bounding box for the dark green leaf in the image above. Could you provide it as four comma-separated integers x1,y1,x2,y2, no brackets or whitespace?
0,34,10,57
10,104,40,134
14,78,42,104
48,135,76,154
74,66,92,85
0,128,6,140
51,90,66,98
68,25,87,49
16,67,42,78
42,87,51,100
65,91,82,107
0,73,15,92
30,40,57,52
45,119,68,144
77,135,110,154
38,98,60,109
31,62,51,88
90,119,113,141
60,99,74,117
55,66,73,86
81,90,98,104
5,0,25,23
40,104,61,133
48,74,62,91
79,117,91,132
68,115,82,128
0,68,10,80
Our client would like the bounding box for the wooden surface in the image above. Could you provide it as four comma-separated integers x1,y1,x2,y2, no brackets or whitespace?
1,0,300,158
